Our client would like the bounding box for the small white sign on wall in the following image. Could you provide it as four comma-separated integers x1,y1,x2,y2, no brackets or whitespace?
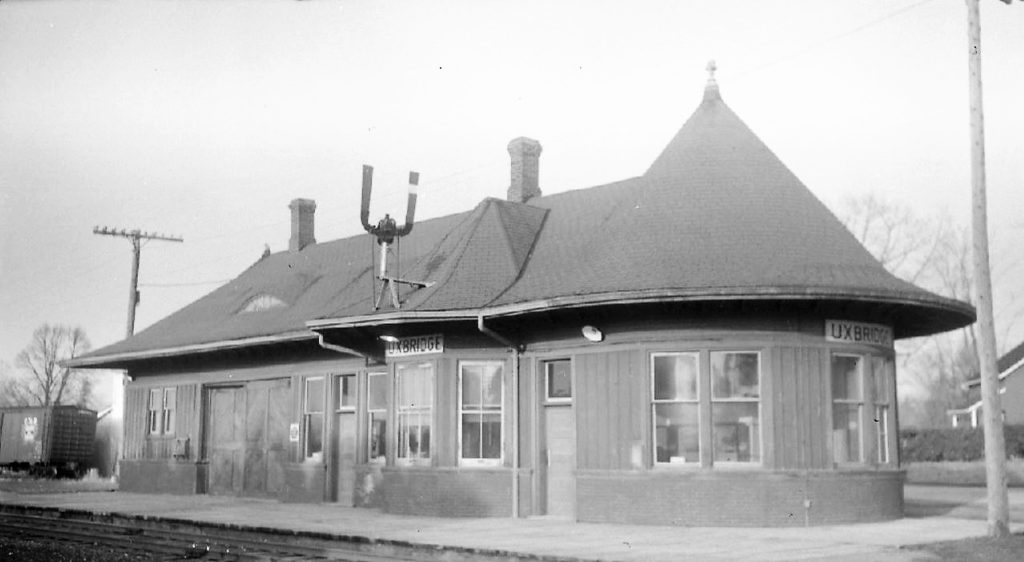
289,423,300,443
825,319,893,348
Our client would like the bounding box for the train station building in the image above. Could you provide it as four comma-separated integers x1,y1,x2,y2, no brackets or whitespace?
69,74,974,526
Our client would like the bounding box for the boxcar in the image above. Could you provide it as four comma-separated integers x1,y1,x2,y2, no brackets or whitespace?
0,406,97,474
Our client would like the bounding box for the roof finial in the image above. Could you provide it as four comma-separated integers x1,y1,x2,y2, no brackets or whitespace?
703,59,721,102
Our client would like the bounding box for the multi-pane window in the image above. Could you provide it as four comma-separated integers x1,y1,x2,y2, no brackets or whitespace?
872,356,892,464
148,389,161,435
367,372,387,464
710,352,760,463
459,361,503,466
545,359,572,401
396,362,433,464
335,374,356,411
304,377,325,461
831,355,864,464
148,388,175,436
652,353,700,465
161,388,176,436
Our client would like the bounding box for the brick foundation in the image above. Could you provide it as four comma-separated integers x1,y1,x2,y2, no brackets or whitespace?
576,469,904,526
119,459,199,495
381,467,512,517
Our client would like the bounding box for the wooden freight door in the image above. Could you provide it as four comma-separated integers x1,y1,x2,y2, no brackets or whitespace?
243,379,290,497
207,387,245,495
330,374,357,505
544,406,575,517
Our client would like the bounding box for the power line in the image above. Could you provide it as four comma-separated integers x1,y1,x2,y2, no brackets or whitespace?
735,0,937,80
93,226,184,337
139,279,232,288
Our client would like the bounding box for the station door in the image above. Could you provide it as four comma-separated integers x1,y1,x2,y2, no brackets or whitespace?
206,379,290,497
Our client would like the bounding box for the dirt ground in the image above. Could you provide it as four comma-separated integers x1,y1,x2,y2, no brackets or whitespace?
0,535,152,562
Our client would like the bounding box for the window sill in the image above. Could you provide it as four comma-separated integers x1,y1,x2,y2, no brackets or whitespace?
458,459,503,468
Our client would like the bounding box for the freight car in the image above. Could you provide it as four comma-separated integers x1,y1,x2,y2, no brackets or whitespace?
0,406,97,477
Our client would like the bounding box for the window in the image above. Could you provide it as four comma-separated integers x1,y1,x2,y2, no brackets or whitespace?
239,293,287,313
544,359,572,401
872,356,892,464
148,389,161,435
335,374,356,411
367,372,387,464
304,377,325,462
459,361,504,466
162,388,176,436
396,362,433,464
652,353,700,465
831,355,863,463
710,352,760,463
148,388,175,436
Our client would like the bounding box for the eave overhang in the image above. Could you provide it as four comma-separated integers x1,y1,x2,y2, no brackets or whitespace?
64,331,323,370
308,286,975,339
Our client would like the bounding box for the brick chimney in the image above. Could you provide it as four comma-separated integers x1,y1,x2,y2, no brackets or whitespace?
288,198,316,252
507,137,542,203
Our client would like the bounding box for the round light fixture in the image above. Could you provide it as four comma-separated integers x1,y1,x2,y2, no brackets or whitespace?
379,335,399,343
581,325,604,342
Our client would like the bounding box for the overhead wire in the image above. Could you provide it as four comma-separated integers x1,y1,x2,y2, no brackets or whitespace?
733,0,938,80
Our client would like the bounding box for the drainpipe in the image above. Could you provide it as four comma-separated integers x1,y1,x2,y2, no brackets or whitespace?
477,315,520,519
315,332,369,359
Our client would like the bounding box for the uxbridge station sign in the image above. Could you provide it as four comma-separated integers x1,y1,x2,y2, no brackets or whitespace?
825,320,893,348
385,334,444,358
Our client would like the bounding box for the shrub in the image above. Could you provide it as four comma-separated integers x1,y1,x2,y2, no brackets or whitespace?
900,425,1024,462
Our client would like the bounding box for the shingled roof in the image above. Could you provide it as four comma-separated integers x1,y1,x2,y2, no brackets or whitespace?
71,77,974,368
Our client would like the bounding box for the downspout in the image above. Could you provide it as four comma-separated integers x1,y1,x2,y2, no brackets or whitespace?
477,314,521,519
315,332,369,359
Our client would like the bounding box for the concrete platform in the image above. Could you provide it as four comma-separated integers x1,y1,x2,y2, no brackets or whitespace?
1,485,1022,561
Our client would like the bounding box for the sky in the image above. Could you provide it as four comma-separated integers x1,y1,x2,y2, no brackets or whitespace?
1,1,1023,390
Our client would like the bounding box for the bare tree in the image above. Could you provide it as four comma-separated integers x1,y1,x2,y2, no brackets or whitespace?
12,324,92,407
835,194,977,428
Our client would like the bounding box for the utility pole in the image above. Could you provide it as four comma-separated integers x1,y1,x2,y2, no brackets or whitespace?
965,0,1011,538
93,227,183,337
93,226,182,480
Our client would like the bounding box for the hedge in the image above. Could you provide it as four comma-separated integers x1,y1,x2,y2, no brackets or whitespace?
900,425,1024,462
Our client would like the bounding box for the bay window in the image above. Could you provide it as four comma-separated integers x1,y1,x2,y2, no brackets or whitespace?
396,362,433,464
459,361,504,466
652,353,700,465
831,355,863,464
652,350,761,467
367,372,387,464
710,352,760,463
872,356,892,464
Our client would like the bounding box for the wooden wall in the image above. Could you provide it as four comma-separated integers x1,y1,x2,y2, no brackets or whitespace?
124,383,198,461
766,346,831,470
575,349,645,471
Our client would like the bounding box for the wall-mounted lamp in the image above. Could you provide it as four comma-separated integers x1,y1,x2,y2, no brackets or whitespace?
581,325,604,343
379,334,399,343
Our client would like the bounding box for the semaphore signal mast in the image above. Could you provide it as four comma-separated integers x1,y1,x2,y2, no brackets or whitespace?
359,165,432,310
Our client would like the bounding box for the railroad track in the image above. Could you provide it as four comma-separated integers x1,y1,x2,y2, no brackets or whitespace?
0,508,441,561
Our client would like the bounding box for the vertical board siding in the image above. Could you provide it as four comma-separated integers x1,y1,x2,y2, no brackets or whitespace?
576,349,642,471
125,387,147,461
177,384,197,457
770,346,829,470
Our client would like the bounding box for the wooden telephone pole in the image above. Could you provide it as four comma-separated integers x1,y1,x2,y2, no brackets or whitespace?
93,227,183,337
965,0,1011,538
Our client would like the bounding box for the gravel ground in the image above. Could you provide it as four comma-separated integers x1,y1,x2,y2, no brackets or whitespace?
0,535,153,562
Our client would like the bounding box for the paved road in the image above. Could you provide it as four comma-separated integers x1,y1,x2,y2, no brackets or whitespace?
905,483,1024,521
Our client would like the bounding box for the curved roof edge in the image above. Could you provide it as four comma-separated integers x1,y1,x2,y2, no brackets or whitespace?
308,287,975,339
